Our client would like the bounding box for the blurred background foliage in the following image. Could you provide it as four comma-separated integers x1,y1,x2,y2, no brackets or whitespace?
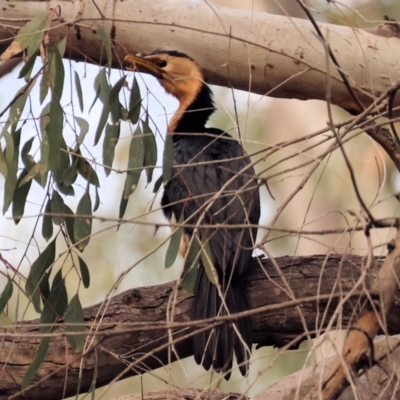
1,0,400,398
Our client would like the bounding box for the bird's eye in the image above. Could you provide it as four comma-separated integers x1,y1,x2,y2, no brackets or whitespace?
156,60,167,68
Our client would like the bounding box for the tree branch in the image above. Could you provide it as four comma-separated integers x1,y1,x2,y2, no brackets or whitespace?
1,0,400,114
2,254,400,400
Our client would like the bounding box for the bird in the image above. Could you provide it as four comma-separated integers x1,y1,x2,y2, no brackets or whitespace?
124,50,260,379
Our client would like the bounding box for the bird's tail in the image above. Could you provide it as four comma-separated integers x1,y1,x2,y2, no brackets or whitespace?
192,266,252,379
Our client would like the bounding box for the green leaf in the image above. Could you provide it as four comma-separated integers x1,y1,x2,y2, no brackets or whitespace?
48,42,65,101
40,269,67,333
109,76,126,106
102,123,120,176
56,179,75,196
40,131,50,187
165,215,183,269
142,118,157,184
94,103,110,146
42,198,53,241
19,162,41,187
74,71,84,112
12,169,32,224
118,195,128,221
163,133,174,185
64,205,75,245
18,49,38,80
9,77,36,128
16,12,51,54
128,78,141,124
63,160,78,187
109,76,125,123
0,143,7,178
25,239,56,313
39,69,50,104
64,294,85,352
3,128,21,214
78,256,90,288
75,117,89,146
153,174,163,194
93,186,100,212
123,125,144,199
2,128,14,164
78,160,100,187
182,235,200,293
74,191,92,251
58,37,67,57
50,190,65,225
22,337,50,390
0,277,13,313
97,25,112,69
46,96,64,172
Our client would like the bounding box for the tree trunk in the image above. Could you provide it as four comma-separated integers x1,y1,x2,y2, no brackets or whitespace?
1,254,397,400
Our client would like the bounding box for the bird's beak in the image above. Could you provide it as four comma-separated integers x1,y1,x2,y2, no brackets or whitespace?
124,55,164,79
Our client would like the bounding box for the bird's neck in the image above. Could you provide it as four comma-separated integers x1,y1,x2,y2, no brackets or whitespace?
168,84,215,136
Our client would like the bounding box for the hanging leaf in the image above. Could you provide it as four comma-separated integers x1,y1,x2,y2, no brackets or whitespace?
21,337,50,390
122,125,144,199
163,133,174,185
74,191,92,251
46,96,64,173
74,71,84,112
182,234,200,293
18,49,38,80
14,12,52,55
50,190,65,225
108,75,125,123
12,169,32,224
0,277,13,313
118,195,128,221
19,162,41,187
3,128,21,214
102,123,120,176
75,117,89,145
64,205,75,245
165,214,183,269
142,118,157,184
40,131,50,187
78,160,100,187
94,103,109,146
40,269,68,333
93,186,100,212
97,25,112,69
153,174,163,193
63,160,78,187
21,137,40,183
0,143,7,178
8,77,37,129
78,256,90,288
25,239,56,313
57,37,67,57
128,78,141,124
64,294,85,352
39,69,50,104
47,43,64,101
42,198,53,241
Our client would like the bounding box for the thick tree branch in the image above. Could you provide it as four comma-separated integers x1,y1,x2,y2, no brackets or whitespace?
1,0,400,114
2,254,400,400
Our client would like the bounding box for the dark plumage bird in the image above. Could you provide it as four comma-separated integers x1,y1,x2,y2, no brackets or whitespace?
124,50,260,379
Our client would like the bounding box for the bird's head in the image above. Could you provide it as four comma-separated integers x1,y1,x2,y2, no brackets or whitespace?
124,50,204,104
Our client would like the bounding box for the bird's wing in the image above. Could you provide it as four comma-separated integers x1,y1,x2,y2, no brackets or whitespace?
165,137,259,277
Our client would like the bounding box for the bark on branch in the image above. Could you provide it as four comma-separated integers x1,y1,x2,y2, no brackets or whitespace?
1,0,400,114
2,254,400,400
